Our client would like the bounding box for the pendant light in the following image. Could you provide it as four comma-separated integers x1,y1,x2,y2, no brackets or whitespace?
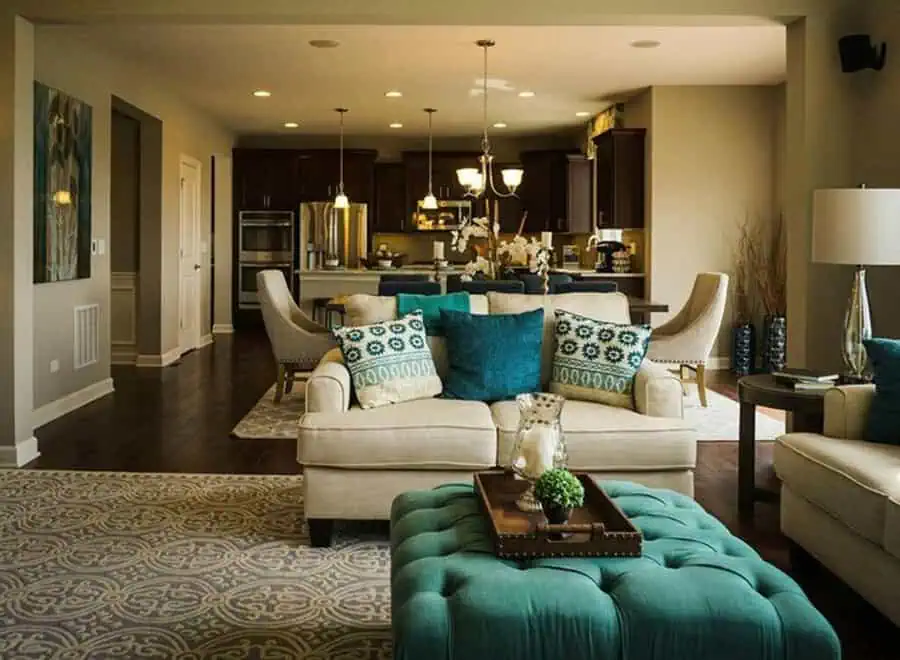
334,108,349,209
422,108,438,210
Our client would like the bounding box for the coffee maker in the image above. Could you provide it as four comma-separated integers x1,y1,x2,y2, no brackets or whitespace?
592,229,626,273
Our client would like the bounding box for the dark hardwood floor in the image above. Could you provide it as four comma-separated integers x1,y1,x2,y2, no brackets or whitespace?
30,333,900,658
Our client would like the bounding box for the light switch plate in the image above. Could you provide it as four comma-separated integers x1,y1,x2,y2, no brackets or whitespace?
50,359,60,374
90,239,98,255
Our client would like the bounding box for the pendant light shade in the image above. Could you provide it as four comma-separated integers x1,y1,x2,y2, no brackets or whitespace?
422,108,438,210
334,107,349,208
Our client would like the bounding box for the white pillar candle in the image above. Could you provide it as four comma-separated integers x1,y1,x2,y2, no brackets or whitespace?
433,241,445,260
541,231,553,250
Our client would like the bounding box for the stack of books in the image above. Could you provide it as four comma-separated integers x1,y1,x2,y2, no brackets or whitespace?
773,368,840,391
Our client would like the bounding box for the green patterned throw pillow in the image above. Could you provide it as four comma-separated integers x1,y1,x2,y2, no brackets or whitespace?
550,309,651,409
332,311,442,409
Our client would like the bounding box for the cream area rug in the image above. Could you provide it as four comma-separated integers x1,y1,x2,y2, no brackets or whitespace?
0,470,391,659
233,383,785,443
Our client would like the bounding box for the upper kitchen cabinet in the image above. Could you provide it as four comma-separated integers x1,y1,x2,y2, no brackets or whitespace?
518,150,569,233
593,128,646,229
233,148,299,211
374,162,406,233
296,149,376,204
404,151,482,211
565,154,593,234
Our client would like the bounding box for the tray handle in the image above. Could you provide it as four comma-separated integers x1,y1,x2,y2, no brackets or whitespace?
535,522,606,538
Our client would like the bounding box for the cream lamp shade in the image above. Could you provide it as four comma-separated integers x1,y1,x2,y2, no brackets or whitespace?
812,188,900,265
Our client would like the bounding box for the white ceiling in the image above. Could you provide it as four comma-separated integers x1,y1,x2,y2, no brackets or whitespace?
77,24,786,136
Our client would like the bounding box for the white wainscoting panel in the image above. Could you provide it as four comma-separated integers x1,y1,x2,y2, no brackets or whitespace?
111,272,138,365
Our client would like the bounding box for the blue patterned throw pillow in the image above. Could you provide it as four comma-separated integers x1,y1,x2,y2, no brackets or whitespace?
332,311,442,409
863,337,900,445
550,309,651,409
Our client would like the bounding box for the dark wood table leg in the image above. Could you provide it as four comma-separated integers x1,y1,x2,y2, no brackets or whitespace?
738,400,757,519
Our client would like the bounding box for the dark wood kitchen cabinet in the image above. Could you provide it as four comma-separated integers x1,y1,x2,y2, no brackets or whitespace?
296,149,376,204
374,162,407,233
566,154,593,234
519,150,569,233
233,149,299,211
403,151,481,213
593,129,645,229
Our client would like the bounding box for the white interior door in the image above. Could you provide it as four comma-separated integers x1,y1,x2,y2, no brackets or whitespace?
179,156,203,354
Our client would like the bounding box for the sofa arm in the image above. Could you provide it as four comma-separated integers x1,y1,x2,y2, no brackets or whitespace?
634,359,683,418
822,384,875,440
305,349,351,414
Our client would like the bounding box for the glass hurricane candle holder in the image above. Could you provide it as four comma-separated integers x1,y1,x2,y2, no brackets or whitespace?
508,392,567,512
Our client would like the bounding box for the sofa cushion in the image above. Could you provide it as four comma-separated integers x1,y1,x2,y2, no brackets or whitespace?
299,398,497,470
774,432,900,553
441,308,544,403
397,291,470,336
491,398,696,471
550,309,651,409
487,292,631,385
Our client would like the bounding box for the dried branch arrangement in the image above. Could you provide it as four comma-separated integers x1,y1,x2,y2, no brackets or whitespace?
734,213,787,321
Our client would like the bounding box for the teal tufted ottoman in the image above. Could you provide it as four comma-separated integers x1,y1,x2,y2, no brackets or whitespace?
391,481,840,660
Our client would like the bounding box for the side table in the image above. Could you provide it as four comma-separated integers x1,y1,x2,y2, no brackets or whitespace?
738,374,827,518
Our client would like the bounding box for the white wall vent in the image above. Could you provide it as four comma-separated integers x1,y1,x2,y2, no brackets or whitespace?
74,304,100,370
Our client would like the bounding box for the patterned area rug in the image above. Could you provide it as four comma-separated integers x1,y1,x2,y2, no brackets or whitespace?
0,470,391,659
232,383,785,442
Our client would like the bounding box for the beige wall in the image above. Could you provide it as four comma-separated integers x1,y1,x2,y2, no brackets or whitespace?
632,85,782,359
110,110,140,273
32,27,233,408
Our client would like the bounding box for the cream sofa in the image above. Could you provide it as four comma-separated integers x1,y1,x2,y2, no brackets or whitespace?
299,291,697,546
774,385,900,626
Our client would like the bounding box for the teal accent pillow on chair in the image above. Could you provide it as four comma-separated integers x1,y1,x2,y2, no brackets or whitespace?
397,291,470,336
863,337,900,445
440,308,544,402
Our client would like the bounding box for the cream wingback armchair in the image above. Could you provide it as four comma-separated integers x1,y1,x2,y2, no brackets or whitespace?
646,273,729,407
257,270,336,403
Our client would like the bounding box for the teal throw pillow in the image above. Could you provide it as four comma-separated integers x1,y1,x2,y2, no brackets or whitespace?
397,291,470,336
863,337,900,445
440,308,544,402
332,311,441,409
550,309,651,409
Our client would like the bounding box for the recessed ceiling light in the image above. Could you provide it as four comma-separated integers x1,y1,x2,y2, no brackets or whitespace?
253,90,272,98
389,122,403,129
493,122,508,128
575,111,591,117
518,91,535,98
385,90,403,98
309,39,340,49
284,122,299,128
630,39,661,49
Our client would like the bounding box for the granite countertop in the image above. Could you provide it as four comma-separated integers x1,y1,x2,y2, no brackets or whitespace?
300,267,646,278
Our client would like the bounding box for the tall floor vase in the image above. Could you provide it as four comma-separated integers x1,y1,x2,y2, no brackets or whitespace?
731,322,756,377
762,314,787,373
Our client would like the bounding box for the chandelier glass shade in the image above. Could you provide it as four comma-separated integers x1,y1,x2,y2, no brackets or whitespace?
456,40,523,199
422,108,438,210
334,108,349,209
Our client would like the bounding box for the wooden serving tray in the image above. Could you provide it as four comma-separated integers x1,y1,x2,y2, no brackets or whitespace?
473,470,642,559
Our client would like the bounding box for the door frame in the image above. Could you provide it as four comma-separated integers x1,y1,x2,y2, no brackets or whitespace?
178,154,204,354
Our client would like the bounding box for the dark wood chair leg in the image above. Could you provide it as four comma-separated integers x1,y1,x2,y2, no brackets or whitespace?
308,519,335,548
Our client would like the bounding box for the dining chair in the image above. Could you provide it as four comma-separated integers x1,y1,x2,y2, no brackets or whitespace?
460,279,525,294
552,280,618,294
517,272,573,294
646,272,729,407
257,270,337,403
378,280,441,296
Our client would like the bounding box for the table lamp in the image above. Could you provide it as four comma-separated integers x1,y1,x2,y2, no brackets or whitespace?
812,186,900,380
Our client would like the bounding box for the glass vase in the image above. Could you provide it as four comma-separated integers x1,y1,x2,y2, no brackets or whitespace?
507,392,567,512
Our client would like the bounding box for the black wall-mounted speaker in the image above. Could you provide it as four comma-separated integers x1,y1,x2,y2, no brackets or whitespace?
839,34,887,72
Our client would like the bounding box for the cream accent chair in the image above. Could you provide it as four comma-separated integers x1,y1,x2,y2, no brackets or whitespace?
646,273,729,407
298,291,697,547
257,270,336,403
774,385,900,626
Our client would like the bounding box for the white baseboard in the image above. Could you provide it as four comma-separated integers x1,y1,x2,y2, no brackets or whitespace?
111,344,137,365
32,377,115,429
212,324,234,335
136,347,181,368
0,436,40,467
198,334,214,348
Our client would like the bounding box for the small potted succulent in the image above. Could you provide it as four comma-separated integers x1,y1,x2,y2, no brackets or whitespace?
534,468,585,525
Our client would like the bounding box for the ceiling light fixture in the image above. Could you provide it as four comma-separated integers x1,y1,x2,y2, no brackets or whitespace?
284,122,299,128
334,108,349,209
389,122,403,129
253,90,272,97
575,111,591,117
422,108,438,210
630,39,661,49
384,90,403,98
309,39,340,49
493,122,508,129
518,91,535,98
456,40,523,200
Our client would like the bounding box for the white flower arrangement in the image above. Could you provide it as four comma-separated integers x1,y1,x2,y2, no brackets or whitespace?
451,216,551,282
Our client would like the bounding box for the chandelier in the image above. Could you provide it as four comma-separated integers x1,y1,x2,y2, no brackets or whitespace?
334,107,349,209
456,40,523,199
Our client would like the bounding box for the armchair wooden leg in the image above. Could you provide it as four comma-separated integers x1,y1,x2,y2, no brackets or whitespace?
274,364,286,404
696,364,709,408
678,365,688,396
284,364,295,395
